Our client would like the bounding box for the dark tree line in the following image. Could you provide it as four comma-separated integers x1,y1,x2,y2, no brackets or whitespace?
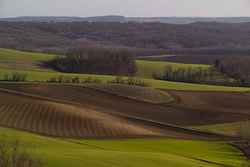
46,47,137,75
153,65,227,84
215,57,250,85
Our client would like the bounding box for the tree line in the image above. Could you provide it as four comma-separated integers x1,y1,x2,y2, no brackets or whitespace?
47,75,150,87
46,47,137,76
153,65,220,84
214,57,250,86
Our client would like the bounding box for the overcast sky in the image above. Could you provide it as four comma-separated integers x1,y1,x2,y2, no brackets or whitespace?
1,0,250,18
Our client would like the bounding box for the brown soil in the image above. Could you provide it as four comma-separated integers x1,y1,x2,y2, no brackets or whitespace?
1,83,250,127
0,86,222,140
168,90,250,122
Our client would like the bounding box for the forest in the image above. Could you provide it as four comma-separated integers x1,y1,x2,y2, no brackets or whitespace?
46,47,137,75
1,21,250,55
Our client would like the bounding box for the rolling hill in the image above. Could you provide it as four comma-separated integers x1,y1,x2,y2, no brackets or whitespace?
0,89,164,138
0,47,249,166
0,127,247,167
1,83,249,128
0,48,249,92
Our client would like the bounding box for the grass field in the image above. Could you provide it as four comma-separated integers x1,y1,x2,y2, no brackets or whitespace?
192,121,249,137
0,48,56,61
0,48,56,71
0,48,249,92
0,127,247,167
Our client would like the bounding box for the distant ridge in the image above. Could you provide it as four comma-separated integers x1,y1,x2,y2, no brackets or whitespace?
1,16,250,24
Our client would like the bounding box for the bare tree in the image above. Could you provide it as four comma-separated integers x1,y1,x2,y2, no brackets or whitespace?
0,136,43,167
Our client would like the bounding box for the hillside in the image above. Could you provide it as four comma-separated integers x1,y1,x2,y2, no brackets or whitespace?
0,127,246,167
2,16,250,24
0,48,248,92
0,89,162,138
0,47,250,166
1,83,250,127
1,22,250,54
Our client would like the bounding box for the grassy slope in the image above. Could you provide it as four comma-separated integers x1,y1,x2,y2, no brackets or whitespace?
85,83,174,104
0,127,246,167
0,48,56,71
0,48,56,61
192,121,248,137
136,60,209,78
0,48,249,92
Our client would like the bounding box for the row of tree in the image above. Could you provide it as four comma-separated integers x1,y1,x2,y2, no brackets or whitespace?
108,76,150,87
46,47,137,76
47,75,150,87
215,57,250,86
47,76,101,84
153,65,220,84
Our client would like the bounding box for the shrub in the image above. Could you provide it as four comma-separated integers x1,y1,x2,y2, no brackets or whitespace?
2,73,28,82
108,76,150,87
47,76,102,84
0,137,43,167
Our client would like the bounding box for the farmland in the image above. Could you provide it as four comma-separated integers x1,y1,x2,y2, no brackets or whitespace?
1,83,250,128
85,83,174,104
0,48,248,92
0,90,163,138
0,47,250,166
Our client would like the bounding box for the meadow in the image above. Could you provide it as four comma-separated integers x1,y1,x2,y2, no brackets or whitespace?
192,121,249,137
0,127,247,167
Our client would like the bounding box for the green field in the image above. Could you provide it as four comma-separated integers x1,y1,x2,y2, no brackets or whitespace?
0,48,56,61
0,48,249,92
0,48,56,71
193,121,249,137
0,127,247,167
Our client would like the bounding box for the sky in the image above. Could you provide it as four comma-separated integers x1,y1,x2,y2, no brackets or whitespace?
1,0,250,18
